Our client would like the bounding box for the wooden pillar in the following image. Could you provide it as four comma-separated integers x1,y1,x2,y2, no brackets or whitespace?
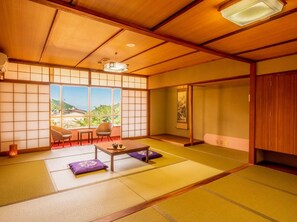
249,62,257,164
189,85,194,145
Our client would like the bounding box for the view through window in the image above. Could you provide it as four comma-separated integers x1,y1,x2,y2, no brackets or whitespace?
51,85,121,129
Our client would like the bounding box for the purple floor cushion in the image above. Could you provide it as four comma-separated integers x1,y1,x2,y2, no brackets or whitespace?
128,150,162,161
69,159,108,175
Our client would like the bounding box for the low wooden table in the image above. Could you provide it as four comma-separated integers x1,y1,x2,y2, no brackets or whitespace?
94,140,150,171
77,129,93,145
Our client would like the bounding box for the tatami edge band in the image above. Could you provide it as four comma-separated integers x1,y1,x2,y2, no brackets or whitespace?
93,163,250,222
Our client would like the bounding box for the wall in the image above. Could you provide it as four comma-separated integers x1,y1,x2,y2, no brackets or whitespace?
194,84,250,139
148,58,250,89
150,88,166,135
257,54,297,75
150,83,249,141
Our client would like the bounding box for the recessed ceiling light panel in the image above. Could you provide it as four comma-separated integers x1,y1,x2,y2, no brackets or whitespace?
220,0,285,26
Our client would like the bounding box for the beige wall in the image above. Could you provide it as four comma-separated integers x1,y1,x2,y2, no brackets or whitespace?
193,84,250,140
150,83,249,140
257,54,297,75
148,58,250,89
150,88,166,135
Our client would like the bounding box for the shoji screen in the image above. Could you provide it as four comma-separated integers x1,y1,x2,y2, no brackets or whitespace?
0,82,50,152
121,90,147,138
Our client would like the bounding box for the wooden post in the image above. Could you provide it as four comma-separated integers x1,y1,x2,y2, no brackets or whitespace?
189,85,194,145
249,62,257,164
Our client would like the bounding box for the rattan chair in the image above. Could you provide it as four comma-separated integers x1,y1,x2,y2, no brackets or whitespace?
96,122,113,142
51,125,72,147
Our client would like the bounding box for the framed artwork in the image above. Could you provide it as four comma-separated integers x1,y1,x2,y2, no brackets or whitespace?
176,87,188,129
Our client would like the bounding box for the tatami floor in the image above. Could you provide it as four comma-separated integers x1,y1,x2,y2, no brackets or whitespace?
0,139,296,221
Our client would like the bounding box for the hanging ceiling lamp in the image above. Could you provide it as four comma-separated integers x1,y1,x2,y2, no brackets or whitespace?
103,52,128,73
219,0,286,26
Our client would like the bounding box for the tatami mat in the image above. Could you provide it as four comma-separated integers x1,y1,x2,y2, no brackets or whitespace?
155,187,269,222
115,207,169,222
0,161,55,207
235,165,297,195
51,157,151,191
119,160,222,200
190,143,248,162
204,174,297,221
0,179,145,222
138,138,245,171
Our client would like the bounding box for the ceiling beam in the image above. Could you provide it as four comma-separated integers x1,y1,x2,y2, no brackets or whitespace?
202,8,297,46
75,29,124,67
29,0,252,64
150,0,204,31
39,9,59,62
235,38,297,56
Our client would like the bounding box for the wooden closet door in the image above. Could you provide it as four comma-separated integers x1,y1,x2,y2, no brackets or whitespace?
275,73,297,154
255,72,297,155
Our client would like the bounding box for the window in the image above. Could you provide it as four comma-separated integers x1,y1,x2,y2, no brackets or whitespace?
51,85,121,129
121,89,147,138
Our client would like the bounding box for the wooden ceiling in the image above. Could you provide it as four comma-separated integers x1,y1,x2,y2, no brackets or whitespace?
0,0,296,76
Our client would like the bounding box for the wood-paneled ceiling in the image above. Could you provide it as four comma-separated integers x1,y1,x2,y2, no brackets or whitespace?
1,0,296,76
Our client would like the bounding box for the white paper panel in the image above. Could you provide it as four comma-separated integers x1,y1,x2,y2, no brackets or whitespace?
0,103,13,112
39,112,49,120
27,139,38,148
27,121,38,130
31,74,42,81
15,140,27,150
27,103,38,111
7,62,18,71
0,93,13,102
27,130,38,139
39,129,49,138
5,71,17,80
1,132,13,141
14,113,26,122
39,85,49,94
39,138,50,147
27,94,38,102
0,113,13,122
14,84,26,93
27,84,38,93
14,122,26,131
39,121,49,129
14,93,26,102
18,64,30,72
0,83,13,92
0,141,12,152
27,112,38,121
39,94,49,102
1,122,13,131
39,103,49,111
14,131,26,140
31,66,42,73
14,103,26,111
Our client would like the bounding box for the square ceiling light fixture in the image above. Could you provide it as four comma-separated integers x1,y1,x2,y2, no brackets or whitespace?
219,0,286,26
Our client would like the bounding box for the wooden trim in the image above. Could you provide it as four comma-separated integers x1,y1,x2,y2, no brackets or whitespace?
147,90,150,137
130,51,198,73
150,0,204,31
192,74,250,86
29,0,252,64
189,85,193,145
121,42,166,63
249,62,256,164
149,74,250,90
257,69,297,77
257,52,297,62
202,7,297,46
39,10,58,62
75,29,124,67
236,38,297,56
95,163,250,222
